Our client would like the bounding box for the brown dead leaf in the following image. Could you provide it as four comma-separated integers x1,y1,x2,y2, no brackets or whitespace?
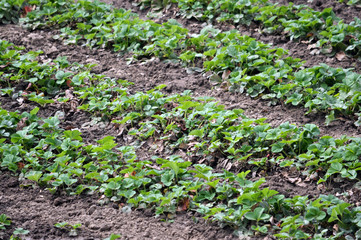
296,182,308,188
124,171,136,178
287,177,299,184
335,51,346,61
333,224,339,232
222,70,231,80
65,89,74,99
25,82,32,91
16,117,28,131
177,197,190,212
64,125,75,130
305,172,318,182
179,142,188,150
310,49,320,55
17,162,25,170
307,43,318,50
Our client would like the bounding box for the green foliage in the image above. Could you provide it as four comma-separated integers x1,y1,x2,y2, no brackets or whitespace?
136,0,361,58
1,1,361,238
0,0,26,24
14,0,361,125
1,83,361,237
0,214,11,230
54,222,82,237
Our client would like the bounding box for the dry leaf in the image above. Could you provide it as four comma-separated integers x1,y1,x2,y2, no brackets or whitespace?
177,197,190,212
287,177,299,183
310,49,320,55
124,171,136,178
335,51,346,61
222,70,231,80
17,162,25,170
307,43,318,50
16,117,28,131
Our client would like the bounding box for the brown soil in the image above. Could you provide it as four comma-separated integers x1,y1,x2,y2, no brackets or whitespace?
1,0,361,239
0,173,237,240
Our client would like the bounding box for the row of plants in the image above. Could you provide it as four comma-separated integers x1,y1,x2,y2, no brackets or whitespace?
1,104,361,239
0,212,120,239
1,0,359,127
136,0,361,59
0,39,110,106
1,37,361,237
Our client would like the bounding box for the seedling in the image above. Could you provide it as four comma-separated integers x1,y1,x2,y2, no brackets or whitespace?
54,222,82,236
0,214,11,230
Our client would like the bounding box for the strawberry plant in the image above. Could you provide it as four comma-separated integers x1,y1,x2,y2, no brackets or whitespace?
0,214,11,230
54,222,82,237
0,0,27,24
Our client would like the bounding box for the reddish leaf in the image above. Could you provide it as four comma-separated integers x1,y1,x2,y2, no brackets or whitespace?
24,6,33,14
16,117,28,131
177,197,190,212
21,5,34,18
17,162,25,170
66,79,72,88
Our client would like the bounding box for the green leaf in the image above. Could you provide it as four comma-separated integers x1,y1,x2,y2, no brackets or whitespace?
244,207,270,222
64,130,83,141
327,162,343,175
0,214,11,229
25,171,43,183
30,107,39,115
271,142,286,153
107,181,120,190
328,202,351,222
305,206,326,221
54,222,69,228
103,234,122,240
189,129,204,138
161,171,174,186
13,228,29,235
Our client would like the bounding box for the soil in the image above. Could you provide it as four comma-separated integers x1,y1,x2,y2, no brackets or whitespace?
0,173,237,240
1,0,361,239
